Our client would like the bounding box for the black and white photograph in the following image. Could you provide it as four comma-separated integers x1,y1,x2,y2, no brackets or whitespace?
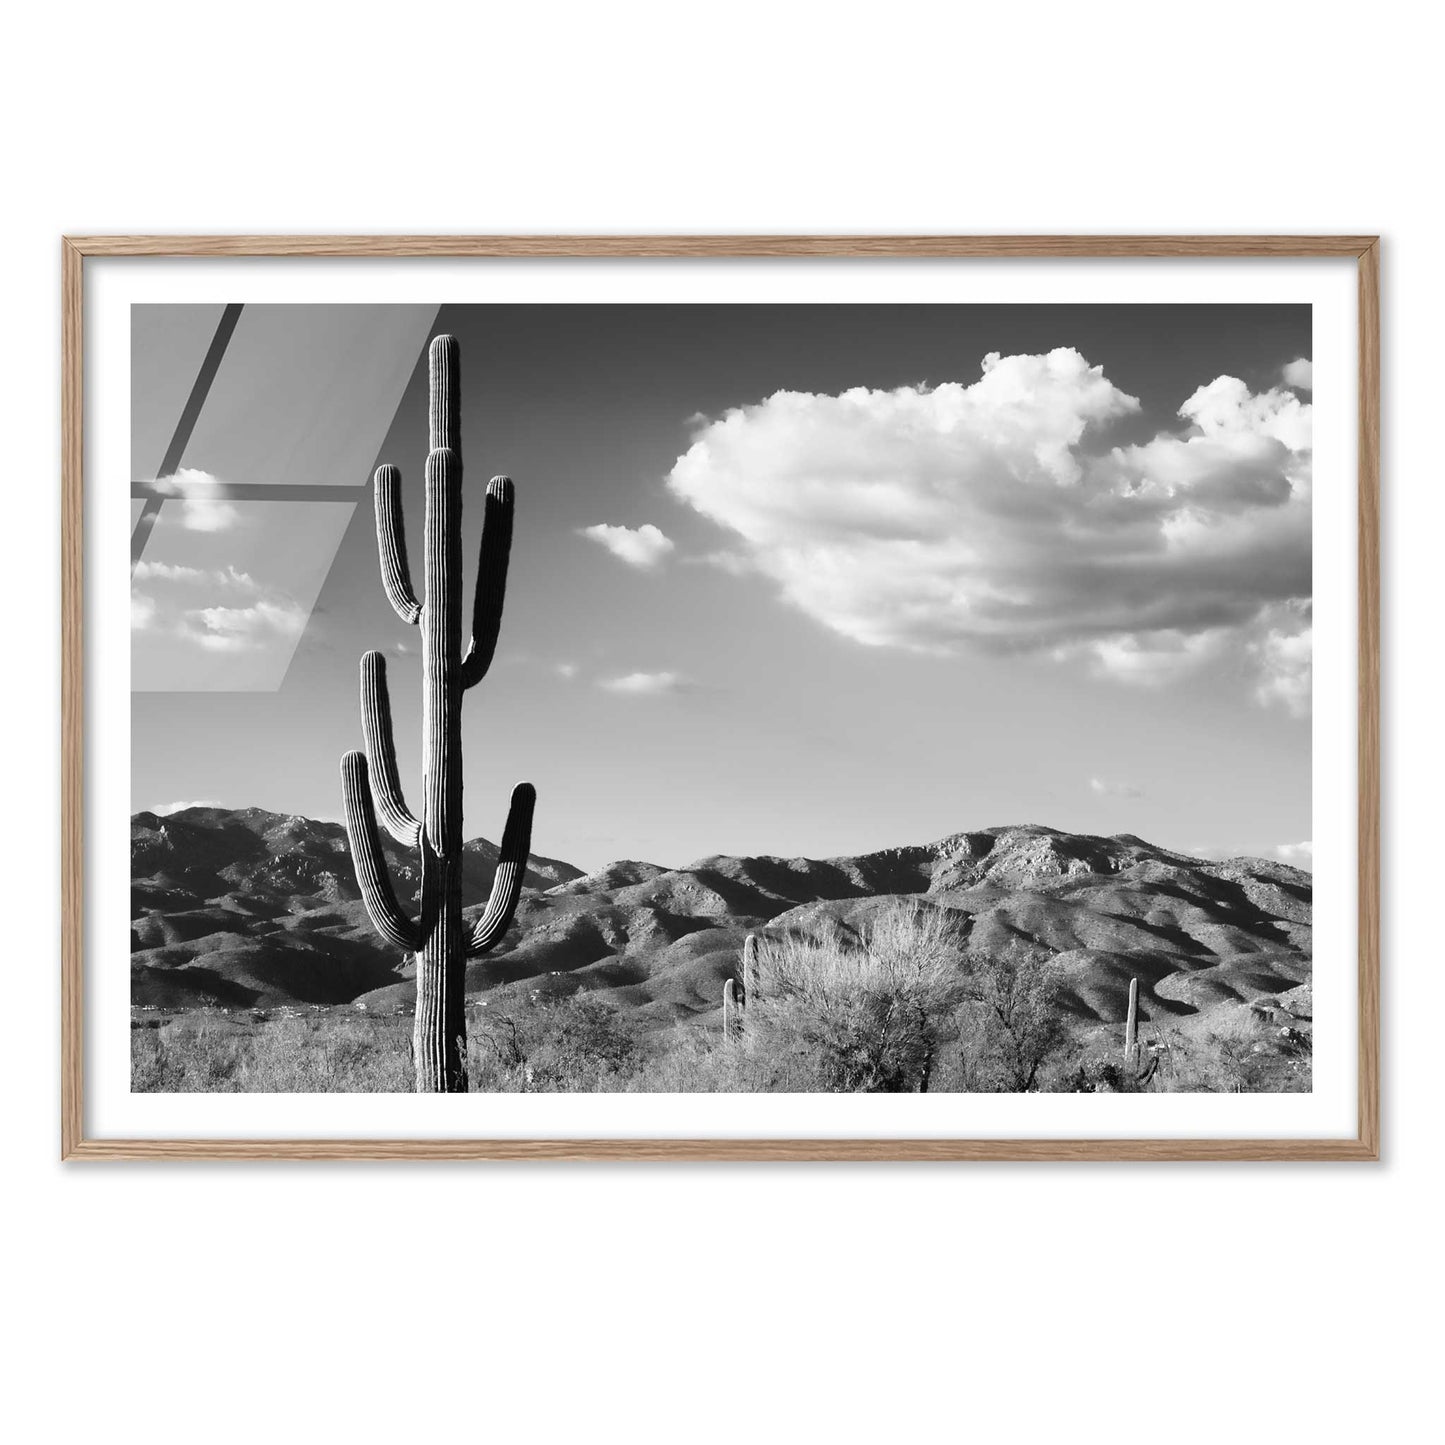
17,5,1435,1438
128,298,1316,1096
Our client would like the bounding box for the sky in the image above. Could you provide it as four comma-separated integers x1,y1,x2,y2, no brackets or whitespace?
131,302,1313,873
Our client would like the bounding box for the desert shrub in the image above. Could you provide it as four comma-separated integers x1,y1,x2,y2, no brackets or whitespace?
131,974,1313,1095
468,993,648,1091
953,953,1073,1092
1055,1016,1312,1094
527,994,646,1088
1058,1052,1157,1094
738,903,968,1092
618,1027,784,1092
1157,1018,1312,1093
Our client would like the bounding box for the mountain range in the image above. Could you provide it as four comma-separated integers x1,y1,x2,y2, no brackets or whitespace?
131,807,1311,1031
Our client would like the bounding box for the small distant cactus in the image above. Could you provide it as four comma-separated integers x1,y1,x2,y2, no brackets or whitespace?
742,933,758,1007
722,933,760,1040
1122,976,1158,1086
1124,976,1139,1064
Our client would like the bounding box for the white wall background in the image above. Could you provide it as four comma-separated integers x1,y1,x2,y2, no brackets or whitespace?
5,4,1436,1439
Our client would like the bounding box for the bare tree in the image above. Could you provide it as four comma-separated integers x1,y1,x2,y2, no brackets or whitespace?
957,953,1072,1092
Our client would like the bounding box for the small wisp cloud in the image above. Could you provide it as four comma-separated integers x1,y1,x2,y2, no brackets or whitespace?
132,560,307,654
133,561,259,590
579,522,675,570
146,470,242,533
1089,777,1143,799
188,599,308,653
598,670,690,696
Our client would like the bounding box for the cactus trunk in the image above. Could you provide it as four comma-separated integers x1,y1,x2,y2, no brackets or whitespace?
414,438,464,1087
341,334,535,1094
414,857,466,1090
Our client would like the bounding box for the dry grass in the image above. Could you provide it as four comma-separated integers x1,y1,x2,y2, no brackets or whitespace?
1152,1014,1312,1093
131,1011,415,1092
130,906,1311,1095
1056,1009,1312,1093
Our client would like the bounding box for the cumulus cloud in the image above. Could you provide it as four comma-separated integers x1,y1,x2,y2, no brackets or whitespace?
146,470,242,532
184,600,308,652
131,592,158,631
1276,840,1313,867
555,662,579,680
1250,601,1312,716
131,560,307,655
599,670,690,695
148,467,219,494
1282,357,1313,390
579,522,675,569
667,348,1311,712
1089,777,1143,799
1080,629,1231,688
133,561,258,591
151,800,221,815
175,499,240,532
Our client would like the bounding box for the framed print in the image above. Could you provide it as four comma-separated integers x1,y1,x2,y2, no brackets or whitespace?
61,235,1380,1160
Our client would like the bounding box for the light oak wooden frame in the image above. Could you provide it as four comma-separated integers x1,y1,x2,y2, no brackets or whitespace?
61,235,1381,1161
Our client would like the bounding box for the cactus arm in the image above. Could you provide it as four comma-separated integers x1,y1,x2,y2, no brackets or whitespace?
374,464,422,625
340,751,419,951
459,476,514,690
359,651,422,848
723,978,737,1038
466,783,536,957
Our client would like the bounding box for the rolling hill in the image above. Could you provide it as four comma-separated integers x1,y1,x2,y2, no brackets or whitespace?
130,808,1311,1034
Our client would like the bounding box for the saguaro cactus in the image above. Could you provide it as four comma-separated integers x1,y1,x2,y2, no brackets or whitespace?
1120,975,1158,1085
722,933,761,1039
1124,976,1139,1064
341,335,535,1093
